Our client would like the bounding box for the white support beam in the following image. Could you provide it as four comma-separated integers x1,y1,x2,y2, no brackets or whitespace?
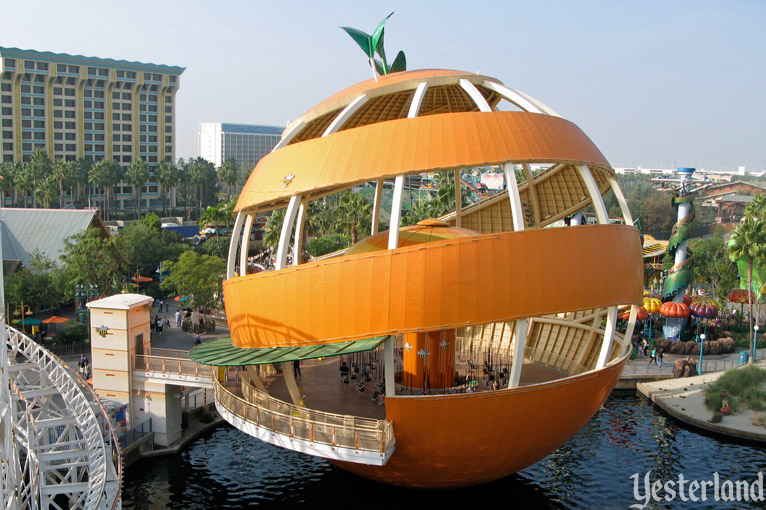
454,169,462,227
271,120,305,152
408,82,428,118
481,80,561,117
577,165,608,225
459,79,491,112
503,163,526,232
239,213,255,277
508,319,528,388
275,195,301,270
322,95,369,137
607,175,634,226
388,175,405,250
596,307,619,369
292,198,308,266
384,336,395,396
371,179,384,235
227,212,245,279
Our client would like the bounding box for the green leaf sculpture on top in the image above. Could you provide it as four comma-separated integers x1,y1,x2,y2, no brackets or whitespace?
341,11,407,80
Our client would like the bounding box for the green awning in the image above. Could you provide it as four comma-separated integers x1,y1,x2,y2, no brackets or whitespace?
189,336,387,366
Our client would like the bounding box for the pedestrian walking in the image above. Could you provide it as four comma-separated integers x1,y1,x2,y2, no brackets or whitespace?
78,355,87,377
657,348,664,368
649,348,657,364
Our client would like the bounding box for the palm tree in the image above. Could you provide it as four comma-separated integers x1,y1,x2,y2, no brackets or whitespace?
35,174,59,208
263,208,286,251
198,203,235,257
218,159,238,198
89,159,122,220
51,158,74,208
155,160,180,217
27,148,52,208
0,161,19,207
728,216,766,363
74,157,93,206
125,159,149,220
337,190,372,245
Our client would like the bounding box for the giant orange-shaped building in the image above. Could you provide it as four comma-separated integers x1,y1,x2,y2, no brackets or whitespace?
192,69,643,488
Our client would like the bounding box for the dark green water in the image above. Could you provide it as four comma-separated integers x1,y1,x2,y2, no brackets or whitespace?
123,392,766,509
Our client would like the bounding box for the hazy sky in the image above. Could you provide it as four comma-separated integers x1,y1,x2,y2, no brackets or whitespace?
3,1,764,170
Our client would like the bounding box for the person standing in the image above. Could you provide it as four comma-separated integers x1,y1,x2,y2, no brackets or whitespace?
175,309,181,327
293,359,302,378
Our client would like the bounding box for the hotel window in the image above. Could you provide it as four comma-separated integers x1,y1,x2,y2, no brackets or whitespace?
22,119,32,128
116,70,124,78
2,131,11,139
54,98,63,106
65,122,75,129
1,83,10,92
165,106,172,113
54,121,63,129
6,96,16,104
57,64,67,73
113,113,120,120
22,143,32,150
122,114,131,121
22,132,31,140
65,99,75,107
54,87,62,95
34,132,44,140
70,65,79,74
65,88,75,96
122,92,131,100
112,145,120,153
1,119,10,127
54,143,63,151
123,145,132,151
4,59,15,68
38,63,48,71
113,92,120,99
113,134,120,141
24,61,34,70
66,144,75,151
65,133,75,140
65,111,74,118
122,134,131,141
34,120,44,128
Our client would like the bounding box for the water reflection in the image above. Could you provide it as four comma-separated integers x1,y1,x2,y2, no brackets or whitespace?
123,393,766,509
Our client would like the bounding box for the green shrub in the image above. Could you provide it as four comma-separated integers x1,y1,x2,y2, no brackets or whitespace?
55,323,89,344
704,364,766,413
199,410,215,423
306,233,345,258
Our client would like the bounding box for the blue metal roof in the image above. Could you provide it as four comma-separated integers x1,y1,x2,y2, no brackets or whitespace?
221,124,284,135
0,46,184,75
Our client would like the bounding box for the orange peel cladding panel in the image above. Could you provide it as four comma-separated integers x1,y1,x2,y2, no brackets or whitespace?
336,354,626,488
223,224,643,349
235,111,610,212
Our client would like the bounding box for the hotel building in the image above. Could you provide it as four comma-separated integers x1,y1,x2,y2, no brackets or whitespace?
0,46,184,211
198,123,282,170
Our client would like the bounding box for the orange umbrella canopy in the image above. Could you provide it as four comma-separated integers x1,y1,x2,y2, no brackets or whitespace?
346,219,481,255
42,316,70,324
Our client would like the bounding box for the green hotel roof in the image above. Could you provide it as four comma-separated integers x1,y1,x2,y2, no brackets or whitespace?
190,337,387,366
0,46,185,75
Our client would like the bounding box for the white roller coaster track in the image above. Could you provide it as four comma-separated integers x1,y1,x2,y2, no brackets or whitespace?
0,325,122,510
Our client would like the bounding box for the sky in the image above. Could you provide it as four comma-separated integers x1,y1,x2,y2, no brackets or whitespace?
2,0,764,171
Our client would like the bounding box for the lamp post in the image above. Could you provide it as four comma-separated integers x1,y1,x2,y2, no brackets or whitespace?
13,302,33,332
754,325,759,364
698,333,706,375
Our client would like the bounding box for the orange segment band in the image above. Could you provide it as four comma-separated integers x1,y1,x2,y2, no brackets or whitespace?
235,111,610,212
223,224,642,349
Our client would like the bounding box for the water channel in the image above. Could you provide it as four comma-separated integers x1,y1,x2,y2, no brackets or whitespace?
122,392,766,509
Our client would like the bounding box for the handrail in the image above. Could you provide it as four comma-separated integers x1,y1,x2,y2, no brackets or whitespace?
134,353,207,380
214,374,394,457
5,325,122,510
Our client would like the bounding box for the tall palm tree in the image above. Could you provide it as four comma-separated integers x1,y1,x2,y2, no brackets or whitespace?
75,157,93,206
51,158,73,208
728,216,766,363
35,174,59,208
155,160,180,217
0,161,19,207
28,148,52,208
198,203,235,257
125,159,149,220
89,159,122,221
337,190,372,245
218,159,238,198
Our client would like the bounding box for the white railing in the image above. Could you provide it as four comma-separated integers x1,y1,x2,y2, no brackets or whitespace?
214,374,395,459
5,325,122,510
135,352,208,380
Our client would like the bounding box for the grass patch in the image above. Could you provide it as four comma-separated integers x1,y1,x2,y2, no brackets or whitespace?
704,365,766,414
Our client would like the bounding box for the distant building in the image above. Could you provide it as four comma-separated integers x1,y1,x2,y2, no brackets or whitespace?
0,46,184,211
198,123,283,170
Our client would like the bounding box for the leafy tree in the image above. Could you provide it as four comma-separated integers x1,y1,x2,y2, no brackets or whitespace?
125,159,150,220
218,159,239,198
115,220,188,282
728,216,766,362
160,251,226,317
155,160,180,217
402,195,436,226
307,199,336,237
0,161,20,206
25,148,52,208
337,190,371,245
688,229,738,302
60,229,125,296
5,252,67,313
187,158,216,217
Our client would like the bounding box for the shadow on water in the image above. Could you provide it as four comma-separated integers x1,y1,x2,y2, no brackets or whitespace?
123,393,766,509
